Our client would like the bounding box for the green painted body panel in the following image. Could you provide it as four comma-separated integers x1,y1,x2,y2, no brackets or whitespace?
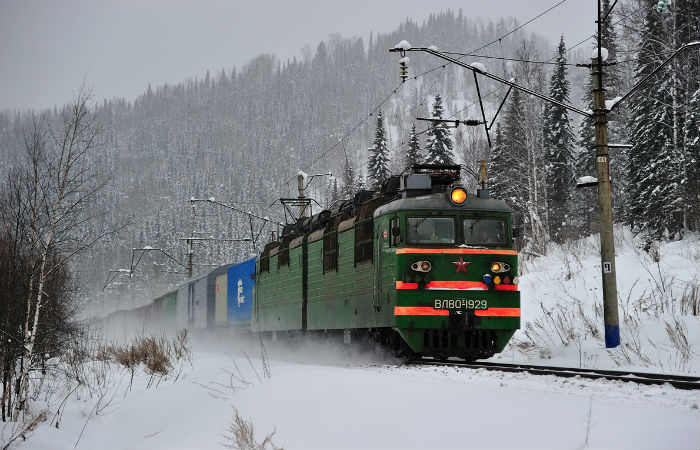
253,192,521,359
253,247,304,331
307,229,378,330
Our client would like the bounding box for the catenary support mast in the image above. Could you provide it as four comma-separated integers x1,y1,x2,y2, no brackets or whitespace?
593,0,620,348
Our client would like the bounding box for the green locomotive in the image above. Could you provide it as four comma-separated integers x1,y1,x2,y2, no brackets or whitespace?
253,165,520,360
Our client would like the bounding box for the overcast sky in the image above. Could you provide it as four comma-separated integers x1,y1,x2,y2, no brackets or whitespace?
0,0,598,111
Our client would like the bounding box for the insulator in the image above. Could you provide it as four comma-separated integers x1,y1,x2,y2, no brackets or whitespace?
399,61,408,82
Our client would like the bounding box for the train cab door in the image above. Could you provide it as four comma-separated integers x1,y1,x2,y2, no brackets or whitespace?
373,226,382,312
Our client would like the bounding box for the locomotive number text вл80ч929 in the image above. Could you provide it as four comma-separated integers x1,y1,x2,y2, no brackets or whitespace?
433,299,488,310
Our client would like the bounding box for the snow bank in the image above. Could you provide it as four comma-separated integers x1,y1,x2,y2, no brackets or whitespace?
500,228,700,376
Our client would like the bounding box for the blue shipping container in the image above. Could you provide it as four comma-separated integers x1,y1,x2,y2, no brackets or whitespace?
227,258,256,322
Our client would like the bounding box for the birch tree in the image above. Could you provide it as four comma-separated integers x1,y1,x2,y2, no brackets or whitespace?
8,87,107,421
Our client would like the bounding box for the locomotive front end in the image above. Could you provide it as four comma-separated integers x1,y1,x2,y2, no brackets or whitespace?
377,171,520,360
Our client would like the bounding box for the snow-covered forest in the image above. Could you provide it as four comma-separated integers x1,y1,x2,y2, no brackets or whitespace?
1,0,699,447
0,11,574,303
1,3,696,308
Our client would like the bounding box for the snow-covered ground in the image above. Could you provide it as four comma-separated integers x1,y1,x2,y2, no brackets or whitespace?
5,229,700,450
14,344,699,450
501,229,700,375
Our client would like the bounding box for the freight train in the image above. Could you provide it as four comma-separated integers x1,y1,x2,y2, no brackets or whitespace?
108,165,520,360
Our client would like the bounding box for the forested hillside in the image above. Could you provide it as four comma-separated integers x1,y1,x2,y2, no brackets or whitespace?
1,2,698,314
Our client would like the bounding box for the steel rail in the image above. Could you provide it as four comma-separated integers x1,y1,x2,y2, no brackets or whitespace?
407,359,700,390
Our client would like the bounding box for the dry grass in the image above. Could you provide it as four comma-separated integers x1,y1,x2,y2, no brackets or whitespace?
98,330,192,388
223,408,282,450
1,411,46,450
665,318,694,360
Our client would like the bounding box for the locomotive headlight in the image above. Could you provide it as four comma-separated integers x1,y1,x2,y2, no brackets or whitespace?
449,186,468,205
490,262,510,273
411,260,432,272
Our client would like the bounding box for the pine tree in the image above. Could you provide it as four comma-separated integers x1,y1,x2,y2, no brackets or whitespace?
425,95,455,165
628,1,684,241
489,124,510,199
367,111,389,187
406,123,422,167
677,0,700,231
542,36,576,242
493,90,528,228
684,87,700,231
341,154,357,199
331,178,339,204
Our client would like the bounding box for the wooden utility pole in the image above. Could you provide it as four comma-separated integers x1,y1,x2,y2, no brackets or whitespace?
593,0,620,348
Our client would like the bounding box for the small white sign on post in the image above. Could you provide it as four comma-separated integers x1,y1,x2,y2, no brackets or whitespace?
603,262,612,273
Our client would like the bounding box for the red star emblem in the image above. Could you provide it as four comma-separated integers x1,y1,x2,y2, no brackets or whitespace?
452,257,470,274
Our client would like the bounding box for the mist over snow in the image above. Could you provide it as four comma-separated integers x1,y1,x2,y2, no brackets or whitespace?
7,229,700,450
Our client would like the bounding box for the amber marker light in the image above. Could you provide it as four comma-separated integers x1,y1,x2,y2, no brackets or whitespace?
450,187,467,205
490,262,511,273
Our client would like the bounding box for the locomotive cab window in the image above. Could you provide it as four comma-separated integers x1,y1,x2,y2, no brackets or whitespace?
463,218,506,245
407,217,455,245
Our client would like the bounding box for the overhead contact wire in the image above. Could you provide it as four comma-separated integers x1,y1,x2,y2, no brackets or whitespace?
288,0,574,186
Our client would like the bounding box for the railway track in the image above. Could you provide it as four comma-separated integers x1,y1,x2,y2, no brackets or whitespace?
408,359,700,390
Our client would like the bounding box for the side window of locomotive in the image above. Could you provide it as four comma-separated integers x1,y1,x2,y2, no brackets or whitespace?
407,217,455,244
389,217,401,247
354,218,373,264
463,218,506,245
278,247,289,268
323,231,338,273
